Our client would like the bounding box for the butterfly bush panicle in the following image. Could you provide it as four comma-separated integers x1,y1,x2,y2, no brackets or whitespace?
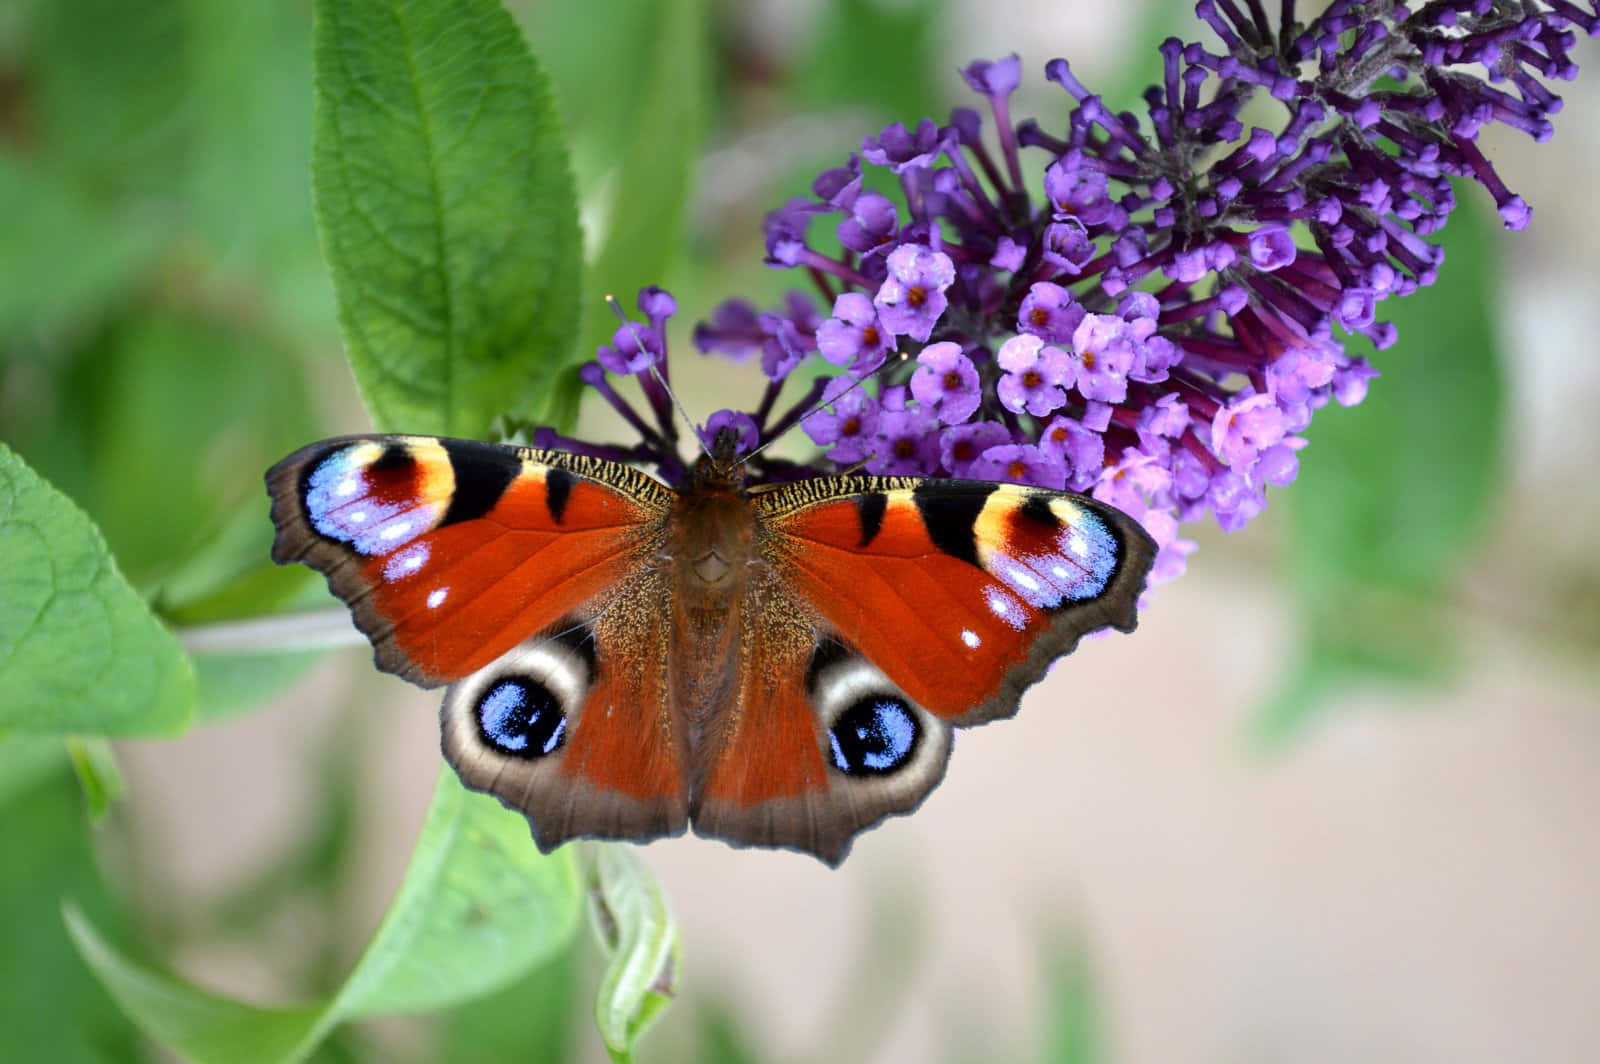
560,1,1595,587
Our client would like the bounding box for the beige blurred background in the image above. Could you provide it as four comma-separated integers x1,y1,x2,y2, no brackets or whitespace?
115,3,1600,1061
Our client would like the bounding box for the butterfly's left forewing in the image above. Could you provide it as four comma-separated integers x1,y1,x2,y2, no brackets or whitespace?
266,434,674,684
691,476,1155,864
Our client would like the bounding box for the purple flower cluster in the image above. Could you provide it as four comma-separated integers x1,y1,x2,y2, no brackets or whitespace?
559,0,1595,588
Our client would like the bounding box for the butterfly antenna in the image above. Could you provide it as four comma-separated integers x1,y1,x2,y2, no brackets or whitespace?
742,350,909,465
604,293,709,460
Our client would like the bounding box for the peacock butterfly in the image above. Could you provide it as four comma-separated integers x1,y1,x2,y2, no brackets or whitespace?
265,428,1155,864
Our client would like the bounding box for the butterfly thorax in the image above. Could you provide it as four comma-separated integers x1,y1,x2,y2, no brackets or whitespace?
663,454,762,742
673,440,755,593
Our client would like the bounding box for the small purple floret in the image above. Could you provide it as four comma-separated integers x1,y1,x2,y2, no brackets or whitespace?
910,341,983,424
874,245,955,342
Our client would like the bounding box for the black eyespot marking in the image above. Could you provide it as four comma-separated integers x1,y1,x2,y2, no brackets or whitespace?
476,677,566,758
1020,492,1061,530
912,482,994,566
855,492,887,547
441,439,519,527
829,696,920,775
545,468,575,524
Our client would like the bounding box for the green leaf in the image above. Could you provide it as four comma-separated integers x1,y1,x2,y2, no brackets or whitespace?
0,156,159,342
572,0,709,427
182,1,314,266
791,0,942,126
68,766,581,1063
586,845,682,1063
64,737,124,820
312,0,582,437
29,0,191,198
4,774,144,1063
0,734,68,808
1266,192,1503,743
438,945,578,1064
0,443,193,736
7,312,320,591
334,767,580,1017
154,499,316,627
65,906,326,1064
181,0,336,338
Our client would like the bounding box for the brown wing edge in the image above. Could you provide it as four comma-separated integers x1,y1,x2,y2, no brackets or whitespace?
690,716,954,868
953,499,1157,728
441,711,692,854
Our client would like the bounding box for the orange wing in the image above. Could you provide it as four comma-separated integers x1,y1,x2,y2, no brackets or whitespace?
760,477,1155,724
266,434,673,685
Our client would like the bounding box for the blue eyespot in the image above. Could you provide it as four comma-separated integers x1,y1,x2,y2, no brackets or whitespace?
829,697,919,775
476,678,566,758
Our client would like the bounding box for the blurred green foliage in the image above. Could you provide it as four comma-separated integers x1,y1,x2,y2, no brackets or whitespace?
1264,192,1504,745
0,0,1521,1058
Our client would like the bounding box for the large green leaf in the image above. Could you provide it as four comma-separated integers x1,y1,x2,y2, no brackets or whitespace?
0,443,193,735
437,945,578,1064
68,766,581,1063
311,0,582,436
1262,193,1503,743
